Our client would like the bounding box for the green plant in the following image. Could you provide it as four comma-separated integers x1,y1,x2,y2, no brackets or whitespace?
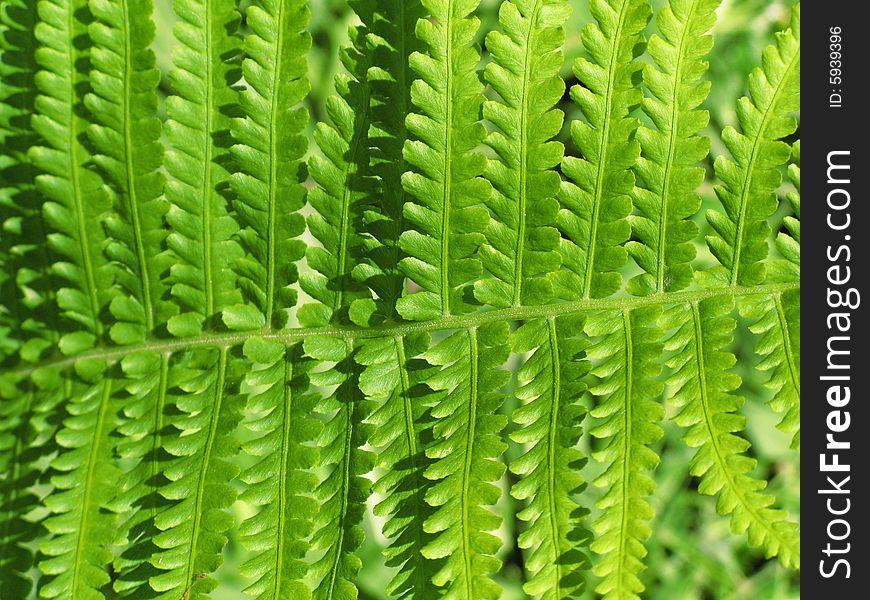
0,0,800,598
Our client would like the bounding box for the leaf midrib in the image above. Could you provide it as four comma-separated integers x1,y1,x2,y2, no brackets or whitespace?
273,355,293,598
265,0,286,328
333,94,371,319
614,309,634,597
147,354,170,527
4,282,799,377
440,4,455,316
774,293,800,396
67,0,102,337
121,0,155,331
323,372,356,599
511,0,544,307
460,328,479,598
202,4,217,321
545,317,563,593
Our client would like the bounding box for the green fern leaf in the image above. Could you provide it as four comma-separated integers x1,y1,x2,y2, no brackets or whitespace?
164,0,243,336
420,323,509,599
300,15,374,328
586,307,664,599
238,339,321,599
739,291,800,452
0,2,59,590
735,140,800,451
704,3,800,288
397,0,491,320
774,139,801,279
39,370,119,599
86,0,168,343
628,0,719,296
229,0,310,330
0,1,803,597
358,333,439,599
475,0,569,309
664,298,800,568
149,349,243,599
509,315,592,599
557,0,651,300
109,350,173,597
306,337,374,600
31,0,112,350
352,0,426,324
0,0,58,367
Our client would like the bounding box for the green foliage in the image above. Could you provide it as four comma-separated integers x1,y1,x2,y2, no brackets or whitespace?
586,307,664,600
0,1,800,599
705,4,800,288
509,315,591,599
476,0,569,309
629,0,720,296
419,323,509,599
397,0,491,320
229,0,310,330
300,4,373,328
557,0,651,301
663,297,800,569
164,0,243,336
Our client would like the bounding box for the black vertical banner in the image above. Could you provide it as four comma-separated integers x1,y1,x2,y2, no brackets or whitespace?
803,2,865,595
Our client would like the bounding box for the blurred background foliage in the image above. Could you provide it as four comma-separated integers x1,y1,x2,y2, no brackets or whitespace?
146,0,800,598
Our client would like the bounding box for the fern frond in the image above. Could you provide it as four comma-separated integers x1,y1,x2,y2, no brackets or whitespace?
299,17,374,328
739,289,800,450
475,0,569,309
556,0,651,300
0,0,58,367
28,3,124,596
238,339,321,599
774,139,800,279
164,0,242,337
150,349,243,599
587,306,664,599
305,337,374,600
31,0,112,350
39,369,119,599
664,298,800,567
229,0,310,330
421,323,509,599
0,375,61,597
0,1,804,596
396,0,491,320
0,4,60,589
704,4,800,287
357,332,439,599
509,315,592,599
628,0,719,296
109,350,173,598
86,0,168,343
76,12,170,582
734,139,799,450
352,0,425,324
